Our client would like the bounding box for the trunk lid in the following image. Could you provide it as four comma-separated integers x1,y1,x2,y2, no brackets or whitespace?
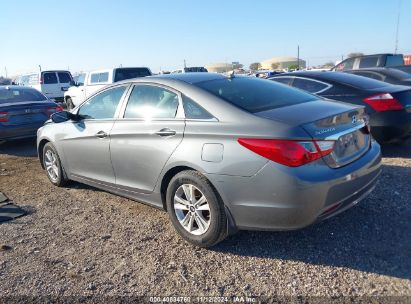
255,99,371,168
0,101,57,126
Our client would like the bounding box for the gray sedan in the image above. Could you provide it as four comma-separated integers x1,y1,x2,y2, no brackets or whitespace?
37,73,381,247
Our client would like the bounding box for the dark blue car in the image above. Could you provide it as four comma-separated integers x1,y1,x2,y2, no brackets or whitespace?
0,86,63,141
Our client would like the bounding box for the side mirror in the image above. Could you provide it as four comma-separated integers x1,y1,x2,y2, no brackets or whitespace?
69,80,76,86
51,111,78,123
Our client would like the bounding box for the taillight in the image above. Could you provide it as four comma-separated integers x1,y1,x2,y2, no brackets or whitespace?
46,106,63,117
0,111,8,122
238,138,335,167
363,93,404,112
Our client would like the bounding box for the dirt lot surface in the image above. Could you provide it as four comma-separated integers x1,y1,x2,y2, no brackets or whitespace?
0,139,410,300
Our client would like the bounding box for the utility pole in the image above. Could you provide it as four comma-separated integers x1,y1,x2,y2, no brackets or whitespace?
39,65,42,72
297,45,300,70
4,67,7,78
394,0,402,53
183,59,187,68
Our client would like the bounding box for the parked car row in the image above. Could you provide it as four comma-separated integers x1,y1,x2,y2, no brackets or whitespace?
269,71,411,143
14,70,73,103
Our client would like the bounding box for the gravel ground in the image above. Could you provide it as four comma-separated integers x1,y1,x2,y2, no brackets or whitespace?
0,139,410,301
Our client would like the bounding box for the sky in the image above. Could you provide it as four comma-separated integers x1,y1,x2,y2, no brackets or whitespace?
1,0,410,76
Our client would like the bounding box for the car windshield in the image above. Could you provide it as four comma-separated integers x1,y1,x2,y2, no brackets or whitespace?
114,68,151,82
195,77,316,113
0,87,47,104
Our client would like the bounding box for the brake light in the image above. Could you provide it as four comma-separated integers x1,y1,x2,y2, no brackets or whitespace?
46,106,63,117
0,111,8,122
363,93,404,112
238,138,335,167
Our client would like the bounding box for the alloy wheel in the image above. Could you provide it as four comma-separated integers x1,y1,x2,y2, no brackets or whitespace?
44,149,59,183
174,184,211,235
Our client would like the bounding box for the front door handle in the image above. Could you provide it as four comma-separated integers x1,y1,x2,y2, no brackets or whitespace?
155,128,176,137
95,130,108,138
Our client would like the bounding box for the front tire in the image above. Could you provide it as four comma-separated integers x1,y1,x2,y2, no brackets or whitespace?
166,170,227,247
43,143,68,187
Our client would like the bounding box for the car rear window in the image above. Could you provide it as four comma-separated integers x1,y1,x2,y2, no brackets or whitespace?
43,72,58,84
57,72,72,83
0,87,47,104
114,68,152,82
385,55,404,67
318,72,391,90
195,77,316,113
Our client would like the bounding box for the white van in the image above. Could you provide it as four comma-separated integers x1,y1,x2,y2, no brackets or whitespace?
23,70,73,102
64,67,152,109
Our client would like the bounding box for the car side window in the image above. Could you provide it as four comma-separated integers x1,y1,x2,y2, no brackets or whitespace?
77,74,86,86
43,72,58,84
183,96,213,119
124,85,179,119
359,57,378,68
271,77,292,86
90,73,99,83
335,58,354,71
291,78,329,93
78,86,127,119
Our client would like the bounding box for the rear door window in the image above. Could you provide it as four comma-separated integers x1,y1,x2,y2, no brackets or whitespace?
359,56,379,68
57,72,72,83
124,85,179,119
291,78,330,93
43,72,58,84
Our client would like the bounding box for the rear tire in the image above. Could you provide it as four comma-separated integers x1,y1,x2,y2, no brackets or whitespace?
65,97,75,110
43,143,68,187
166,170,227,247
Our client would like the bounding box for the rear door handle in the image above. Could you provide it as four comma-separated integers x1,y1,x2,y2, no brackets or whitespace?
95,131,108,138
155,128,176,137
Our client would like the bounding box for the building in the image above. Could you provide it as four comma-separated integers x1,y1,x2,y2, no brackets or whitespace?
205,63,233,73
260,56,306,70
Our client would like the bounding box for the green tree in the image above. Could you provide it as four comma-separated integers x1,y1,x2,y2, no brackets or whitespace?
233,63,244,70
288,64,299,70
347,52,364,58
249,62,261,71
271,63,280,70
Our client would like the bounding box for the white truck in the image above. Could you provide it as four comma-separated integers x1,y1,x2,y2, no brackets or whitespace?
64,67,152,109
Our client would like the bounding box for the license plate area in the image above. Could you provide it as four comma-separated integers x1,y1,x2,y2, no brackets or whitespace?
325,128,370,168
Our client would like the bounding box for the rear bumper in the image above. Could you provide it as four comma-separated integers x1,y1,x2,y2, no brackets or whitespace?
0,123,44,141
207,141,382,231
370,111,411,142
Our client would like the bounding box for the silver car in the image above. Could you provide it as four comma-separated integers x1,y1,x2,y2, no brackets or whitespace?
37,73,382,247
